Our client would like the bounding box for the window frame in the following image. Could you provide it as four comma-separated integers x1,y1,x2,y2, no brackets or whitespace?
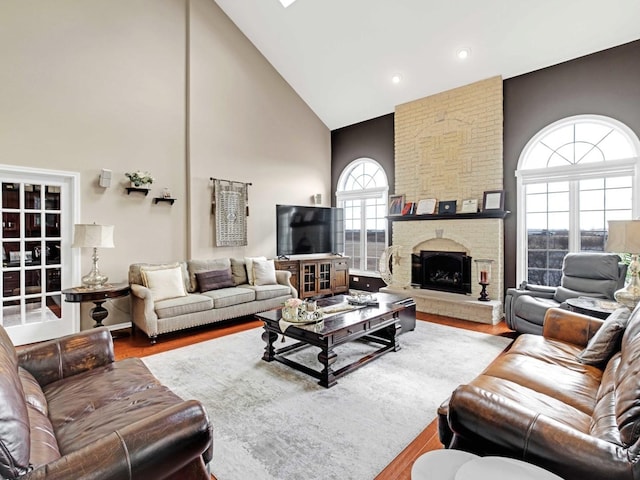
515,115,640,285
336,158,389,276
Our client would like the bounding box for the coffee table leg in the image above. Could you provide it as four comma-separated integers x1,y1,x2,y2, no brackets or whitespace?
262,327,279,362
318,347,338,388
392,321,402,352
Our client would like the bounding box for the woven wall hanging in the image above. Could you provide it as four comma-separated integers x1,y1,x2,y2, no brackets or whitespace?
211,178,250,247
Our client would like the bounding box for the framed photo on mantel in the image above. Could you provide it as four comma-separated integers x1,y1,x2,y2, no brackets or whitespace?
482,190,505,211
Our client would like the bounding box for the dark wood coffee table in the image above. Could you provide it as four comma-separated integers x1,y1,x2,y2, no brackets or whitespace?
256,293,413,388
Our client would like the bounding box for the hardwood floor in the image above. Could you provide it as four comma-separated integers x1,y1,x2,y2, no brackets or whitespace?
113,312,515,480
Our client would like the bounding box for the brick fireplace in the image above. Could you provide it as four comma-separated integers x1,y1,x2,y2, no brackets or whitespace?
382,76,505,324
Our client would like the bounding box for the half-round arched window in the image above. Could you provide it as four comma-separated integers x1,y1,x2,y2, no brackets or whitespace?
515,115,640,286
336,158,389,275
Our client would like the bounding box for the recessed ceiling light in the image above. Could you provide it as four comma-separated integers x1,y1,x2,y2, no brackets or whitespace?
279,0,297,7
456,48,471,60
391,74,402,84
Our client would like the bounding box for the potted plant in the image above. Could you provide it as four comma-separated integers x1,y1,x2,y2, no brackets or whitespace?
125,170,154,188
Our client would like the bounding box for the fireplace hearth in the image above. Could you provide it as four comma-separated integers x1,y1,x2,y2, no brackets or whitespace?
411,250,472,295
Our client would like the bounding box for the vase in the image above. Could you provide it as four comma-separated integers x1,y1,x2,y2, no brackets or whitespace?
282,306,298,321
130,181,150,189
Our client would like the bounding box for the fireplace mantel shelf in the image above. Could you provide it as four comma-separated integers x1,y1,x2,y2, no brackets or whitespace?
389,210,509,221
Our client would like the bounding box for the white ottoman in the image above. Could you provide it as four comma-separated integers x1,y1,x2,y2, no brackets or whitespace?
411,449,479,480
456,456,564,480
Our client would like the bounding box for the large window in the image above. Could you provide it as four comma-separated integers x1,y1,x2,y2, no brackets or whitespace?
516,115,640,286
336,159,389,275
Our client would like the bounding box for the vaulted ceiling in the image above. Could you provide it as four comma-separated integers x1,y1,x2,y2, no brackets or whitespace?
214,0,640,130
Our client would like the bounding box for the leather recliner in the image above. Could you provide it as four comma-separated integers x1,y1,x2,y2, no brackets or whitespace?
504,252,627,334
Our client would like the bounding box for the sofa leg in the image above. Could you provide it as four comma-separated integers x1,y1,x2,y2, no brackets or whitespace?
149,335,157,345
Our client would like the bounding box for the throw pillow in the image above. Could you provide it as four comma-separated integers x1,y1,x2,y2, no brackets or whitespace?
577,307,631,366
196,268,234,292
244,256,266,285
140,264,188,302
230,258,249,285
253,259,277,286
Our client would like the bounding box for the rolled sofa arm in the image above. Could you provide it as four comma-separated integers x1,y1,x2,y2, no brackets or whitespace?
448,384,634,480
276,270,298,298
22,400,213,480
18,328,114,387
542,307,604,347
130,283,159,337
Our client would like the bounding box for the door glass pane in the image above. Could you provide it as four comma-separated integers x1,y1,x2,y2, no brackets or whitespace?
2,181,65,332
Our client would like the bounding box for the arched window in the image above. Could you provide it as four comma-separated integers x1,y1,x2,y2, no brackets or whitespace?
336,158,389,275
515,115,640,286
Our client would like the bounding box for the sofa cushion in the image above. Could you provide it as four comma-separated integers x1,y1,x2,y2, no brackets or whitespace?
248,284,292,301
230,258,248,286
187,258,231,292
253,259,277,286
0,327,31,479
43,358,185,455
154,294,214,319
202,287,255,308
244,256,266,285
196,268,234,292
577,307,631,366
141,264,188,302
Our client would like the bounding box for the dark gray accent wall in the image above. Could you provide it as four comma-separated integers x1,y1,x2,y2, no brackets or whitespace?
330,39,640,295
330,113,395,204
503,39,640,291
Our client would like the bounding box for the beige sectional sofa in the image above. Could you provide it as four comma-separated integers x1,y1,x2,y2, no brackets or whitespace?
129,257,297,343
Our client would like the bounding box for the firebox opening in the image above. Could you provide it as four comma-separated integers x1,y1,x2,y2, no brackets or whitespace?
411,250,472,295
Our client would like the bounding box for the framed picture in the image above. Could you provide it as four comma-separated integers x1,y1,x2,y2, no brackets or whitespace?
482,190,505,211
388,194,405,216
415,198,437,215
460,198,478,214
402,202,415,215
438,200,457,215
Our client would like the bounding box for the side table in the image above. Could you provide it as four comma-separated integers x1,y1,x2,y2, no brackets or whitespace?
62,283,131,329
565,296,624,320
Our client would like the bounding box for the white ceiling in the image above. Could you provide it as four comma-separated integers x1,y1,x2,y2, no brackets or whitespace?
213,0,640,131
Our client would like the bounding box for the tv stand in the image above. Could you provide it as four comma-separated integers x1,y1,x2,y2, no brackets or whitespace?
274,255,349,299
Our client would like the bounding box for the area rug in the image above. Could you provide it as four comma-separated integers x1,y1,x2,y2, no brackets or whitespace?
142,321,512,480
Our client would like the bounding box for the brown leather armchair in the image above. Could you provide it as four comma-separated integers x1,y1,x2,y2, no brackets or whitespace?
0,325,213,480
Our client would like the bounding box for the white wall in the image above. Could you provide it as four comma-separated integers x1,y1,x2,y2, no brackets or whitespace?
0,0,330,329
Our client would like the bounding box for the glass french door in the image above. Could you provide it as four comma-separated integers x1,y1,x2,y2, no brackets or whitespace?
1,167,78,345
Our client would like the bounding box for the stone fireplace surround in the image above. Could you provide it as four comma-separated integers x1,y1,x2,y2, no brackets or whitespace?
382,216,504,325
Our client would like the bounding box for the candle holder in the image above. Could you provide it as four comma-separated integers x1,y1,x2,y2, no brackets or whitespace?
474,259,494,302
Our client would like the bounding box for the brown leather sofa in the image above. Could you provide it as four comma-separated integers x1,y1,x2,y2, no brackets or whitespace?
0,325,213,480
439,306,640,480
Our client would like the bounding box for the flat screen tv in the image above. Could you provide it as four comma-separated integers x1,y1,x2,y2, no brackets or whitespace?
276,204,344,257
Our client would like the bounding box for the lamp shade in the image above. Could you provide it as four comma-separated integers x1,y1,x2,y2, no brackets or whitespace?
72,224,115,249
606,220,640,254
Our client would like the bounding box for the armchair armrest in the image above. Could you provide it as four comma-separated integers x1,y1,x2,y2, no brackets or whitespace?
448,384,632,480
506,284,556,300
542,307,604,347
22,400,213,480
18,328,114,387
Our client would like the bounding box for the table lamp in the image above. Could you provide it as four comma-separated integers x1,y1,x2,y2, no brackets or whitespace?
606,220,640,309
72,223,115,288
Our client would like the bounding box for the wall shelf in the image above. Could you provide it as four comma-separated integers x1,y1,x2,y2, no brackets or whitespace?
126,187,150,196
153,197,176,205
388,210,509,221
